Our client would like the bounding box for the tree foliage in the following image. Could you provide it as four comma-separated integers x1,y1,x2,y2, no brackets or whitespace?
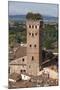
26,12,43,20
42,24,58,49
9,21,27,47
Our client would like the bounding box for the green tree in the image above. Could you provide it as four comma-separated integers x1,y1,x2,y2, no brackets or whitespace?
42,24,58,49
26,12,43,20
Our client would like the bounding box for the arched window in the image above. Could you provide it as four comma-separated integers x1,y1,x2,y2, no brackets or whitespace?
34,44,36,47
24,70,26,72
29,25,31,28
35,33,37,36
30,44,32,47
21,70,22,73
35,25,37,29
32,33,34,37
32,56,34,61
22,58,24,62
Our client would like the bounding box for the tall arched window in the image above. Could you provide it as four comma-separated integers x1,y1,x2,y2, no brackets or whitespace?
35,33,37,36
32,56,34,61
22,58,24,62
30,44,32,47
34,44,36,47
24,70,26,72
21,70,22,73
35,25,37,29
29,25,31,28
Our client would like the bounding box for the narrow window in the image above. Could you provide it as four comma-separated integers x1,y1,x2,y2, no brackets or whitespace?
24,70,26,72
29,65,31,68
22,58,24,62
35,33,37,36
34,44,36,47
29,33,31,35
32,56,34,61
30,44,32,47
21,70,22,73
35,25,37,29
29,25,31,28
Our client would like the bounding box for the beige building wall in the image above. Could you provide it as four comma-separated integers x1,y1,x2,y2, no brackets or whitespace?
9,56,27,74
10,65,27,74
26,20,42,76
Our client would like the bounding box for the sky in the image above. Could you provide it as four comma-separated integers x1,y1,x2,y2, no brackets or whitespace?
8,1,58,17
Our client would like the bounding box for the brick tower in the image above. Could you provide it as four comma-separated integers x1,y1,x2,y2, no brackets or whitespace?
26,13,43,76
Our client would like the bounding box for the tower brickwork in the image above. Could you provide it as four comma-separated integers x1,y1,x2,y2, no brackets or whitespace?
26,19,42,76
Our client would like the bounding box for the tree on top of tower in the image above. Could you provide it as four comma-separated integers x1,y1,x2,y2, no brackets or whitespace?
26,12,43,20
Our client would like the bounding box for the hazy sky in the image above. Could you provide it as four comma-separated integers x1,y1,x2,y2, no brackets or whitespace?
8,1,58,17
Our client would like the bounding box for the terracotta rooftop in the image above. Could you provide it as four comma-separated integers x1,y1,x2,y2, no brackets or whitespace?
9,45,27,61
14,46,27,59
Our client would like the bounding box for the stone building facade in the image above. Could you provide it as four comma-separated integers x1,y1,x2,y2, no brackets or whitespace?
9,56,27,74
26,20,42,76
9,17,43,76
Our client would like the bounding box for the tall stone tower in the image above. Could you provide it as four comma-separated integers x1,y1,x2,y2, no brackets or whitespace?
26,13,43,76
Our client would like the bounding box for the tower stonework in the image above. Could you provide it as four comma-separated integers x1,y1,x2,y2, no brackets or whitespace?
26,20,42,76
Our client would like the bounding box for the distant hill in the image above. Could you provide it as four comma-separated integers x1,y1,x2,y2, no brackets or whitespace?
9,15,58,23
9,15,26,21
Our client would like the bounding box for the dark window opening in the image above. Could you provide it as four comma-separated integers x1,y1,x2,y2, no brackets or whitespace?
35,33,37,35
35,25,37,29
24,70,26,72
29,33,31,35
21,70,22,73
32,33,34,37
32,56,34,61
22,58,24,62
34,44,36,47
30,44,32,47
29,25,31,28
21,70,26,73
